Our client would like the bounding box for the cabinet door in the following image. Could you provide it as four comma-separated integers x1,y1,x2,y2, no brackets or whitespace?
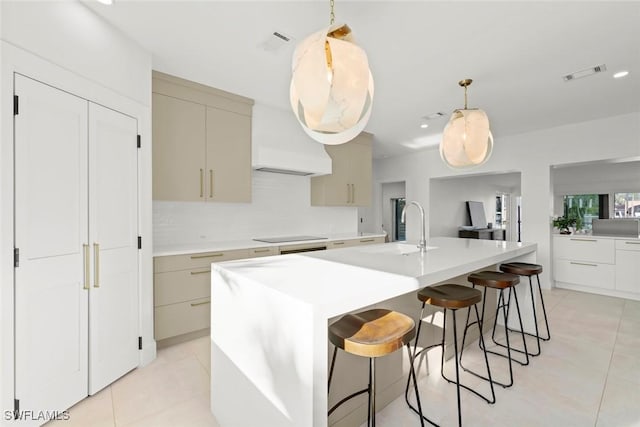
315,144,351,206
14,75,89,414
615,250,640,293
152,93,206,201
348,138,372,206
88,103,139,394
206,106,251,202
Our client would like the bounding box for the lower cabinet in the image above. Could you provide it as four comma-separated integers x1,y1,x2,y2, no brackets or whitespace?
153,236,386,344
615,239,640,293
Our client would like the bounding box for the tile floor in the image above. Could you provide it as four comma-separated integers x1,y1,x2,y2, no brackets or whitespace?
48,288,640,427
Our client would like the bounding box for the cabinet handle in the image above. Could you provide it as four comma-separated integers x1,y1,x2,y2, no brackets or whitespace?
190,253,224,259
333,241,345,245
253,249,271,253
569,238,597,242
190,270,211,275
209,169,214,198
83,244,90,290
360,239,375,243
625,241,640,245
190,300,211,307
346,184,350,203
570,261,598,267
93,243,100,288
199,169,204,198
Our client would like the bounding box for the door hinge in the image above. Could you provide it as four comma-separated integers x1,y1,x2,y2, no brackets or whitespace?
13,398,19,420
14,248,19,268
137,236,142,250
138,336,142,350
137,135,141,149
13,95,19,115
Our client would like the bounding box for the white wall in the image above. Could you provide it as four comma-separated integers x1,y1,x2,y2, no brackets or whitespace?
154,171,357,245
373,112,640,290
429,173,520,238
1,2,153,421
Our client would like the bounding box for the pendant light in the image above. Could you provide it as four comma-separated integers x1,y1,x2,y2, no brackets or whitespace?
440,79,493,168
290,0,374,145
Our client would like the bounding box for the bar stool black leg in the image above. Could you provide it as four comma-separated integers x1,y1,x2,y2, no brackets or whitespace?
369,357,375,427
328,346,338,392
451,309,462,427
535,274,551,341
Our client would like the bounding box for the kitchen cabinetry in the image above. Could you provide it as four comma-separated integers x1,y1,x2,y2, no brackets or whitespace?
310,132,372,207
458,228,505,241
14,75,140,412
553,235,639,299
153,249,249,345
152,71,253,203
615,239,640,293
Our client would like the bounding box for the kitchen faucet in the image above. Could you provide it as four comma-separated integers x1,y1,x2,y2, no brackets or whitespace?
401,201,427,253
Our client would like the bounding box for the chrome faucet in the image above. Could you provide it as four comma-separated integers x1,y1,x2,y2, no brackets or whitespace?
401,201,427,253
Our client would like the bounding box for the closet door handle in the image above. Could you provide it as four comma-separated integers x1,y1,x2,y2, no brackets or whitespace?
83,244,90,290
199,169,204,198
93,243,100,288
209,170,214,198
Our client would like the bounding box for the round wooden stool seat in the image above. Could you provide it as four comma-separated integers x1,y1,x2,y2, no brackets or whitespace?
500,262,543,276
328,309,416,358
418,284,482,309
468,271,520,289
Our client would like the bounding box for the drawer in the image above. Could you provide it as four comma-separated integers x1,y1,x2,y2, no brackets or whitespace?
355,236,384,245
327,240,355,249
615,239,640,252
154,269,210,306
554,259,615,289
154,297,210,341
249,247,278,257
154,248,250,273
553,236,614,264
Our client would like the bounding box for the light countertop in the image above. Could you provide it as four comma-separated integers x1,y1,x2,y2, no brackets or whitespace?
153,232,386,257
552,233,639,240
211,237,536,318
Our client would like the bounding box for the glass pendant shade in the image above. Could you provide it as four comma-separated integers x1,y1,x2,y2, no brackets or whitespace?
290,23,374,145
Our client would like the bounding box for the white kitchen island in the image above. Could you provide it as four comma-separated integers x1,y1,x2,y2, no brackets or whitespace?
210,237,537,427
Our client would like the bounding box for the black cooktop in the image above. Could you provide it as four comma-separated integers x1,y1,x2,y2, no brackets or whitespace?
252,235,328,243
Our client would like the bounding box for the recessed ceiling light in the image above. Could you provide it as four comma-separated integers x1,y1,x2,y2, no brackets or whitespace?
420,123,429,129
562,64,607,82
613,71,629,79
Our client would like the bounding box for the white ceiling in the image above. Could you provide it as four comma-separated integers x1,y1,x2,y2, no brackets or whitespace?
85,1,640,159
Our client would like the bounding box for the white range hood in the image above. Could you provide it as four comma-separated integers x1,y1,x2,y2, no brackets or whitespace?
252,103,332,176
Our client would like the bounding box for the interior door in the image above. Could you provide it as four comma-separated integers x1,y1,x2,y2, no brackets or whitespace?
88,103,139,394
14,74,90,414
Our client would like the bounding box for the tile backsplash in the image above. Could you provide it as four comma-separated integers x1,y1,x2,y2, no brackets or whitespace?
153,171,358,246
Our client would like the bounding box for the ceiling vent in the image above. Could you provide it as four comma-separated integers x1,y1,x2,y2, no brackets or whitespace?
562,64,607,82
259,31,293,53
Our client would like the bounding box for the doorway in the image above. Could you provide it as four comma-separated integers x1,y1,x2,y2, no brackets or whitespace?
393,198,406,241
381,181,406,241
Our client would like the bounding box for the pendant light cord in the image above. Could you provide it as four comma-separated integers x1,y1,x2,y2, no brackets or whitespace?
330,0,335,24
464,85,468,109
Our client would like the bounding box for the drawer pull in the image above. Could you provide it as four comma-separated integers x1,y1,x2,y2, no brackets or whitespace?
190,300,211,307
570,238,597,242
625,241,640,245
359,239,375,243
570,261,598,267
190,270,211,275
190,253,224,259
253,249,271,253
333,241,345,245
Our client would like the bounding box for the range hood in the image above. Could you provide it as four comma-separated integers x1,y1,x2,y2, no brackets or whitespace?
252,103,332,176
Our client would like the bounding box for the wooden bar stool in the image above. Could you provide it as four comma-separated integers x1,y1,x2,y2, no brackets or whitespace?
459,271,528,389
328,308,425,427
406,284,495,427
499,262,550,357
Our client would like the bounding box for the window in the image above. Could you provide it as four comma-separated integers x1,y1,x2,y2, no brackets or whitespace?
615,192,640,218
563,194,599,230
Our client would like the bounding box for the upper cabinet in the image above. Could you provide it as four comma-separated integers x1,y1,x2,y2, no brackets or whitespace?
310,132,373,207
152,71,254,203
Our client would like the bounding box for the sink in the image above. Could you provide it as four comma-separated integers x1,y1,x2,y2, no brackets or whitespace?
358,243,438,255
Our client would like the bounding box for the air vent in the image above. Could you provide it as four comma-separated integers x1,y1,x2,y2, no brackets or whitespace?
259,31,293,52
562,64,607,82
422,112,446,120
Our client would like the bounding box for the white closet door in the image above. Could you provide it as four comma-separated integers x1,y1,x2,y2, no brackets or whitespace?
88,103,139,394
14,74,89,413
